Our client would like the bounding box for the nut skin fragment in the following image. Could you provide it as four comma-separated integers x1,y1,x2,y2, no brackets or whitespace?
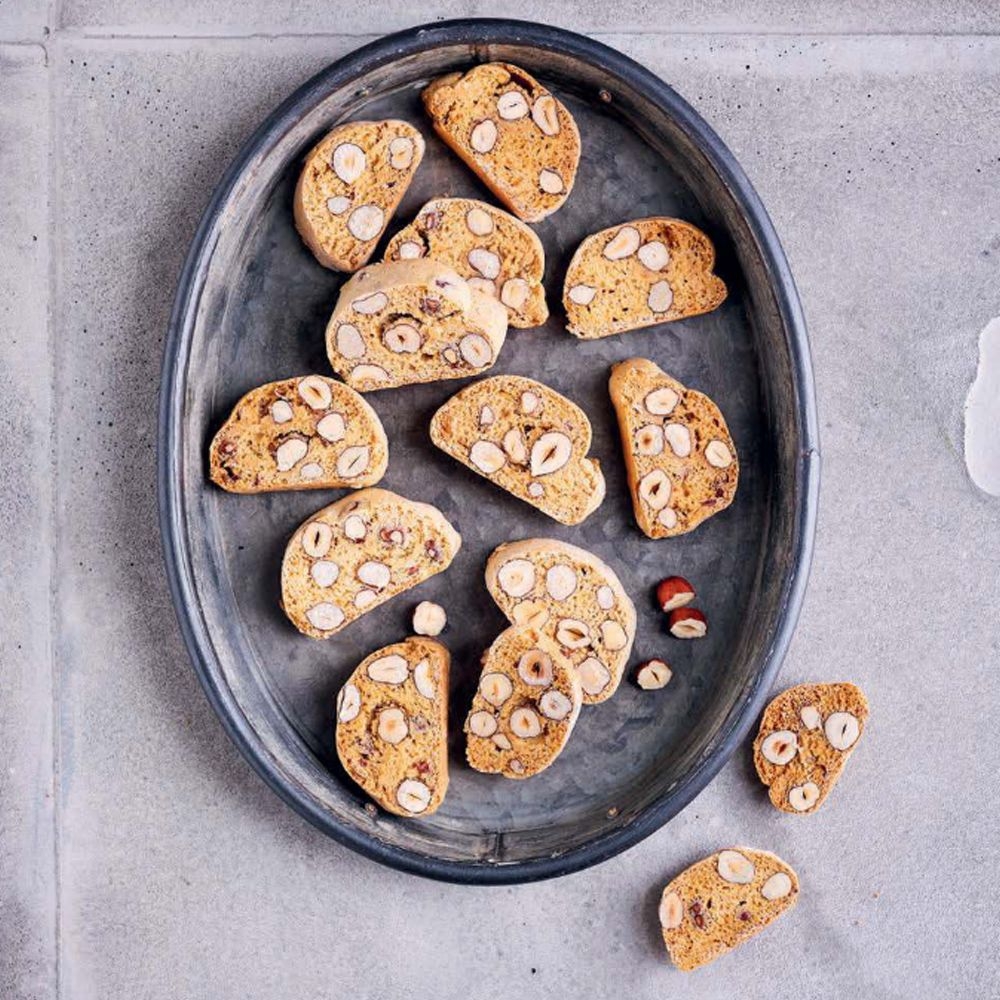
668,607,707,639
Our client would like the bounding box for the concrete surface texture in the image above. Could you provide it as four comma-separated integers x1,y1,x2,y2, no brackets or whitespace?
1,3,999,998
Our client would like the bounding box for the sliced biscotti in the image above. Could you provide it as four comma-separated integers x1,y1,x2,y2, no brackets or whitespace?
429,375,605,525
384,198,548,328
484,539,636,705
280,488,461,639
609,358,738,538
294,119,424,272
422,63,580,222
564,218,726,339
208,376,387,493
335,637,449,817
753,682,869,815
659,848,799,971
465,626,582,779
325,259,508,392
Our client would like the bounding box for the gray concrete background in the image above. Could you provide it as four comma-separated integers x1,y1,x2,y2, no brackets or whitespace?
2,3,999,998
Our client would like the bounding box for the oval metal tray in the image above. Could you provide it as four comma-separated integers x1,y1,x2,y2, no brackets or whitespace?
158,19,819,883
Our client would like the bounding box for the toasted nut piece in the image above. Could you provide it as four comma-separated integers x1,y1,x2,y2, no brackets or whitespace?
441,346,459,366
526,481,544,498
600,620,628,651
492,732,512,750
555,618,591,649
413,658,435,700
367,654,408,684
517,649,554,687
800,705,822,730
603,226,641,260
648,280,674,313
511,599,549,629
538,168,564,194
357,560,390,589
497,89,530,119
659,890,684,930
348,204,385,242
470,119,498,153
717,849,755,884
336,683,361,723
636,658,672,690
644,386,679,415
466,207,494,236
668,607,707,639
761,872,793,900
336,445,370,478
305,602,344,632
578,656,611,697
596,585,615,610
530,431,572,476
468,247,501,279
271,399,293,423
824,711,861,751
276,437,308,472
480,672,513,707
388,136,415,170
545,564,577,601
383,322,421,353
467,277,497,298
316,412,346,443
508,758,526,774
539,689,573,721
310,559,340,588
568,284,597,306
298,375,333,410
354,589,377,609
788,781,820,812
332,142,366,183
502,428,528,464
468,711,498,737
352,291,388,315
705,439,734,468
520,391,540,414
479,405,496,428
470,440,507,474
510,707,542,738
396,778,431,814
299,462,324,481
497,558,535,598
343,513,366,540
531,94,560,136
335,323,366,359
761,730,798,765
664,423,692,458
638,469,672,510
637,240,670,271
377,706,409,744
459,333,493,368
656,576,696,612
500,278,530,310
658,508,678,530
302,521,333,558
636,424,664,456
350,363,391,385
412,601,447,637
326,195,351,216
396,239,424,259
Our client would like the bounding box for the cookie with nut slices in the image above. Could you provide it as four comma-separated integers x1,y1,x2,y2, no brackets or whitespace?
325,259,508,392
429,375,605,525
609,358,738,538
484,538,636,704
294,119,424,272
422,63,580,222
753,682,869,815
658,848,799,971
564,218,726,339
384,197,548,328
465,626,582,779
209,376,388,493
336,637,449,818
280,488,461,639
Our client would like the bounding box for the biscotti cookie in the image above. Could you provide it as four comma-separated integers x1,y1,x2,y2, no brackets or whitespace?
422,63,580,222
429,375,605,525
325,259,508,391
753,682,869,815
208,376,388,493
280,487,461,639
564,218,726,339
384,197,548,328
484,539,636,704
336,637,449,817
465,626,582,779
659,848,799,971
294,119,424,272
609,358,738,538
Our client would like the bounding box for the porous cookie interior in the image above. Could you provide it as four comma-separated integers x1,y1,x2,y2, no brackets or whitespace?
429,374,605,525
465,626,582,779
753,682,869,815
335,636,449,817
659,848,799,972
564,217,727,339
485,538,636,704
422,63,581,222
294,119,424,272
280,487,461,639
609,357,738,538
209,376,388,493
325,259,508,391
384,197,548,328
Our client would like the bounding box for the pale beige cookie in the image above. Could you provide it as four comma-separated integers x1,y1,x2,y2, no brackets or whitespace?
335,636,449,817
753,682,869,815
208,376,388,493
484,538,636,704
465,626,582,779
564,218,726,339
325,259,508,391
429,375,605,525
294,119,425,272
609,358,738,538
280,487,461,639
422,63,580,222
659,848,799,971
384,197,548,328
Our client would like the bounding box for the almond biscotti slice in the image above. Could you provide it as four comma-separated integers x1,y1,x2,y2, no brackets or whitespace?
465,626,582,779
280,487,461,639
484,539,636,705
609,358,738,538
325,259,508,391
383,198,548,328
336,636,449,817
564,218,726,339
294,119,425,272
208,376,388,493
422,63,580,222
659,848,799,971
429,375,605,525
753,682,869,815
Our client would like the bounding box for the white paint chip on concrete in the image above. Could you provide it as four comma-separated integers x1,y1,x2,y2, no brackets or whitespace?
964,317,1000,497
